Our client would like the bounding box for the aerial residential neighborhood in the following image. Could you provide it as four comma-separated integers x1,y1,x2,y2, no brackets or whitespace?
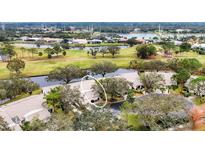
0,22,205,131
1,0,205,153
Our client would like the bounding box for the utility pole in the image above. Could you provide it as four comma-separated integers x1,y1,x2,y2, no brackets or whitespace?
158,24,161,41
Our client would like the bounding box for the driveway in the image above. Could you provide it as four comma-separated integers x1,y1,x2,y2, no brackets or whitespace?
0,71,177,130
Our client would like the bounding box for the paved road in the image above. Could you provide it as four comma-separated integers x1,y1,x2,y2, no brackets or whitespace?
0,71,176,130
0,94,49,130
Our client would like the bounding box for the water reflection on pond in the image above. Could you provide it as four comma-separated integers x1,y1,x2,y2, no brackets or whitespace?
14,43,128,50
29,69,136,87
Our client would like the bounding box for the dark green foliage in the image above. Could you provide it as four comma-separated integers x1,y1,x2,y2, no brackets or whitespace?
0,78,39,100
1,43,16,60
140,72,165,93
172,69,191,85
179,42,191,52
92,77,131,101
45,85,84,113
168,58,202,73
62,51,67,56
127,38,138,47
91,61,118,77
7,58,25,75
38,52,43,56
21,118,46,131
53,44,64,56
47,64,87,84
136,44,157,59
44,87,62,112
121,94,192,130
126,89,136,103
107,46,120,58
44,48,54,59
160,41,176,51
74,108,125,131
130,60,168,71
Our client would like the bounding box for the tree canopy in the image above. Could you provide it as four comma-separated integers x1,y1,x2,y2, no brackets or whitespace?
45,85,85,113
121,94,193,130
7,58,25,75
140,72,166,93
172,69,191,86
74,108,125,131
168,58,201,73
107,46,120,58
127,38,138,47
136,44,157,59
179,42,191,52
90,61,118,77
47,65,86,84
1,43,16,60
92,77,131,101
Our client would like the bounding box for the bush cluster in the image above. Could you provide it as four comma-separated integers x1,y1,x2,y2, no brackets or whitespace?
0,78,39,100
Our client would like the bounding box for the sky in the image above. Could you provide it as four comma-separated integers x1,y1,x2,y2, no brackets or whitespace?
0,0,205,22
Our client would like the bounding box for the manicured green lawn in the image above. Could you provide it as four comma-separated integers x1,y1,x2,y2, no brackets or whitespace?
1,45,205,80
0,47,136,79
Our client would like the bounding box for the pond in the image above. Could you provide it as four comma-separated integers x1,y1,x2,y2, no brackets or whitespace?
29,68,136,88
14,43,128,50
119,33,158,39
15,43,52,48
119,33,205,39
71,46,128,50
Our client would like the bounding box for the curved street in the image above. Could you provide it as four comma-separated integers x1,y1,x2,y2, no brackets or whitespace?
0,71,176,130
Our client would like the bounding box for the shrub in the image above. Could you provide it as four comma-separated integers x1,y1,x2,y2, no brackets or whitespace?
127,38,138,47
130,60,168,72
92,77,132,101
179,42,191,52
172,69,191,86
38,52,43,56
62,51,67,56
140,72,166,93
0,78,39,100
168,58,202,73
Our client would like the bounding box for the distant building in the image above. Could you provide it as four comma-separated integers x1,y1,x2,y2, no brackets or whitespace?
42,37,63,43
87,39,102,44
20,37,42,41
192,43,205,50
72,39,88,44
176,29,191,33
67,26,76,31
118,38,128,43
107,39,116,43
136,38,146,44
133,28,141,33
174,40,183,45
0,54,9,62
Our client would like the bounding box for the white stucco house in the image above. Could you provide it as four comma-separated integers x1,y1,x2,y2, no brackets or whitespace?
72,39,88,44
